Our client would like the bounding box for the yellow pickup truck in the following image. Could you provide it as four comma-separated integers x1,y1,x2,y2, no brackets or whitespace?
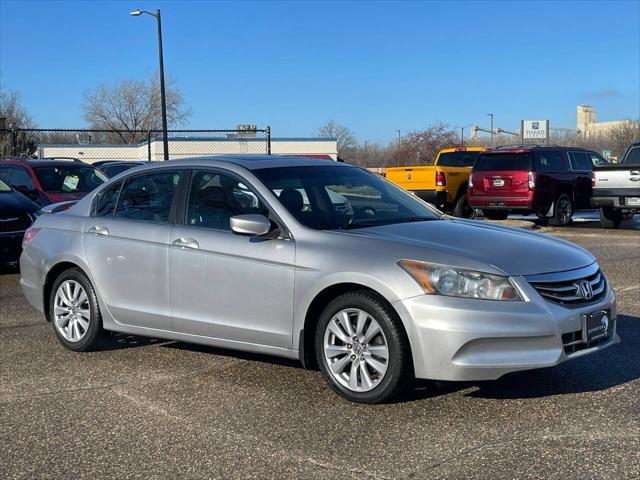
385,146,486,217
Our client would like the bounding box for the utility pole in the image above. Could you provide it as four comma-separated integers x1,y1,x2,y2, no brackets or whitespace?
487,113,494,147
363,140,368,168
395,129,401,166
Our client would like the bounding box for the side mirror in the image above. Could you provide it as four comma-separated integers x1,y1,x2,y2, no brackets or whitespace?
230,214,271,236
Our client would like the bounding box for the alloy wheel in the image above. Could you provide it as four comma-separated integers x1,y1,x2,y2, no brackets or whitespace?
53,280,91,342
323,308,389,392
557,197,572,225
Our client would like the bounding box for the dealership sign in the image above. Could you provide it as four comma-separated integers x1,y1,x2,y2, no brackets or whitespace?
521,120,550,143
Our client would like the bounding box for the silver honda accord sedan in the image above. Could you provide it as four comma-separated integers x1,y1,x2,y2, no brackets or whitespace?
19,156,618,403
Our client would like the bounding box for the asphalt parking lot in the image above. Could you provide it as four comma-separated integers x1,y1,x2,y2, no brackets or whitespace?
1,215,639,479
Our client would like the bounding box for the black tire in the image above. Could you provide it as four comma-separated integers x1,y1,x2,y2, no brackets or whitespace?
548,194,573,226
535,212,549,226
600,207,622,229
49,267,104,352
315,291,412,404
484,210,509,221
453,194,476,219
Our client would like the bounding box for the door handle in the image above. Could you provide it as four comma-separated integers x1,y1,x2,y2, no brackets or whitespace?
88,225,109,236
172,238,199,250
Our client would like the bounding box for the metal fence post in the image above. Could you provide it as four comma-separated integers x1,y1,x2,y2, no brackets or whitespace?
266,126,271,155
147,130,152,161
10,128,17,157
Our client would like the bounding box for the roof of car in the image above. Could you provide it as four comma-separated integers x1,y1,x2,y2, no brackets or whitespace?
0,158,99,167
484,145,592,154
145,155,346,171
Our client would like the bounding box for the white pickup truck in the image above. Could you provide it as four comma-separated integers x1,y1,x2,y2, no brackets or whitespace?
591,141,640,228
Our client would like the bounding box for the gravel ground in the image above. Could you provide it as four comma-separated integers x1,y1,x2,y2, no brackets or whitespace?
1,217,638,479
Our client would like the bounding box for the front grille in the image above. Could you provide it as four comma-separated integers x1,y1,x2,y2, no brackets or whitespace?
0,214,32,233
561,317,616,355
526,263,606,306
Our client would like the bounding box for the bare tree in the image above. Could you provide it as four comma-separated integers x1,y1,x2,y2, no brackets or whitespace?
82,75,191,144
397,122,459,166
0,87,35,128
318,120,357,159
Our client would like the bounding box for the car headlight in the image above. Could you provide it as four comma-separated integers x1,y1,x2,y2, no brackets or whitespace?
398,260,522,301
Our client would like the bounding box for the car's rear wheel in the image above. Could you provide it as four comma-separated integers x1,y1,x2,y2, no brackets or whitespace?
453,194,476,219
50,268,104,351
315,291,412,404
484,210,509,220
600,207,622,229
549,194,573,226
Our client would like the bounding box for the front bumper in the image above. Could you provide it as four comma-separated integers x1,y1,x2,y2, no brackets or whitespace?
393,277,617,381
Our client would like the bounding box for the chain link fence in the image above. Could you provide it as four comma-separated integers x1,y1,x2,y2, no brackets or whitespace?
0,127,271,163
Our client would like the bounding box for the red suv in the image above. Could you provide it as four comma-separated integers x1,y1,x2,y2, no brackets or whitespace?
467,146,607,225
0,158,107,207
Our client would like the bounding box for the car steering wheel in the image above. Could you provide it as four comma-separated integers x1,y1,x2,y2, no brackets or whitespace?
347,206,377,226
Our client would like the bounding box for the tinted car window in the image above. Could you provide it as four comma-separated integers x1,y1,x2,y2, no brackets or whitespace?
102,163,141,177
0,166,10,182
534,151,566,172
115,170,182,222
0,178,11,192
186,170,267,231
623,147,640,165
437,151,480,167
588,153,608,166
568,151,592,171
255,165,439,230
474,153,532,171
34,166,106,193
8,167,36,189
93,181,122,217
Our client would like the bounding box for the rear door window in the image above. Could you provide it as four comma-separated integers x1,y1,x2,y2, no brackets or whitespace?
115,170,182,223
568,151,592,171
534,151,566,172
623,147,640,164
437,151,480,167
474,153,532,171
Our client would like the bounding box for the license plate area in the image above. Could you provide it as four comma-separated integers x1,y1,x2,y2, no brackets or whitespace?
582,309,612,343
492,178,505,187
625,197,640,206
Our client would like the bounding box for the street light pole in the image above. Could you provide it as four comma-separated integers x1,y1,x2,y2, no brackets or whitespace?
131,9,169,161
461,123,473,147
395,129,401,166
487,113,494,147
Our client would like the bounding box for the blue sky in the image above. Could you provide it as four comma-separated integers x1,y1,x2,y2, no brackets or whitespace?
1,0,639,143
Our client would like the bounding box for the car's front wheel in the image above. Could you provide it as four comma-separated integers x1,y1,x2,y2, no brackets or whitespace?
315,291,412,404
49,268,104,352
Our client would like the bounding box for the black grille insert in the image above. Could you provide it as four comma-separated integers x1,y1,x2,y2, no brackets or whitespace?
527,265,606,306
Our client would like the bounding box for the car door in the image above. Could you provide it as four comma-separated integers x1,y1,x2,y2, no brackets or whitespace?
168,168,295,348
83,169,185,330
568,151,593,209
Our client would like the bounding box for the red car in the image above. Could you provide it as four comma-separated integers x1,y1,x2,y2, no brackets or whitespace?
0,158,107,207
467,146,607,225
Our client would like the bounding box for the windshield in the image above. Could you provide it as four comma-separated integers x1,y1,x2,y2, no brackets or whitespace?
474,153,532,171
34,166,107,193
437,151,480,167
254,165,441,230
0,178,11,192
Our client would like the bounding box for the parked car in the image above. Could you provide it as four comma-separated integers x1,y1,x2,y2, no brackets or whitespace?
591,141,640,228
0,177,40,263
99,161,147,178
20,156,617,403
0,158,107,207
385,147,486,217
467,145,608,225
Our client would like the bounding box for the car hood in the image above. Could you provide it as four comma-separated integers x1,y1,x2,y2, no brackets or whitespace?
345,218,595,276
0,191,40,216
